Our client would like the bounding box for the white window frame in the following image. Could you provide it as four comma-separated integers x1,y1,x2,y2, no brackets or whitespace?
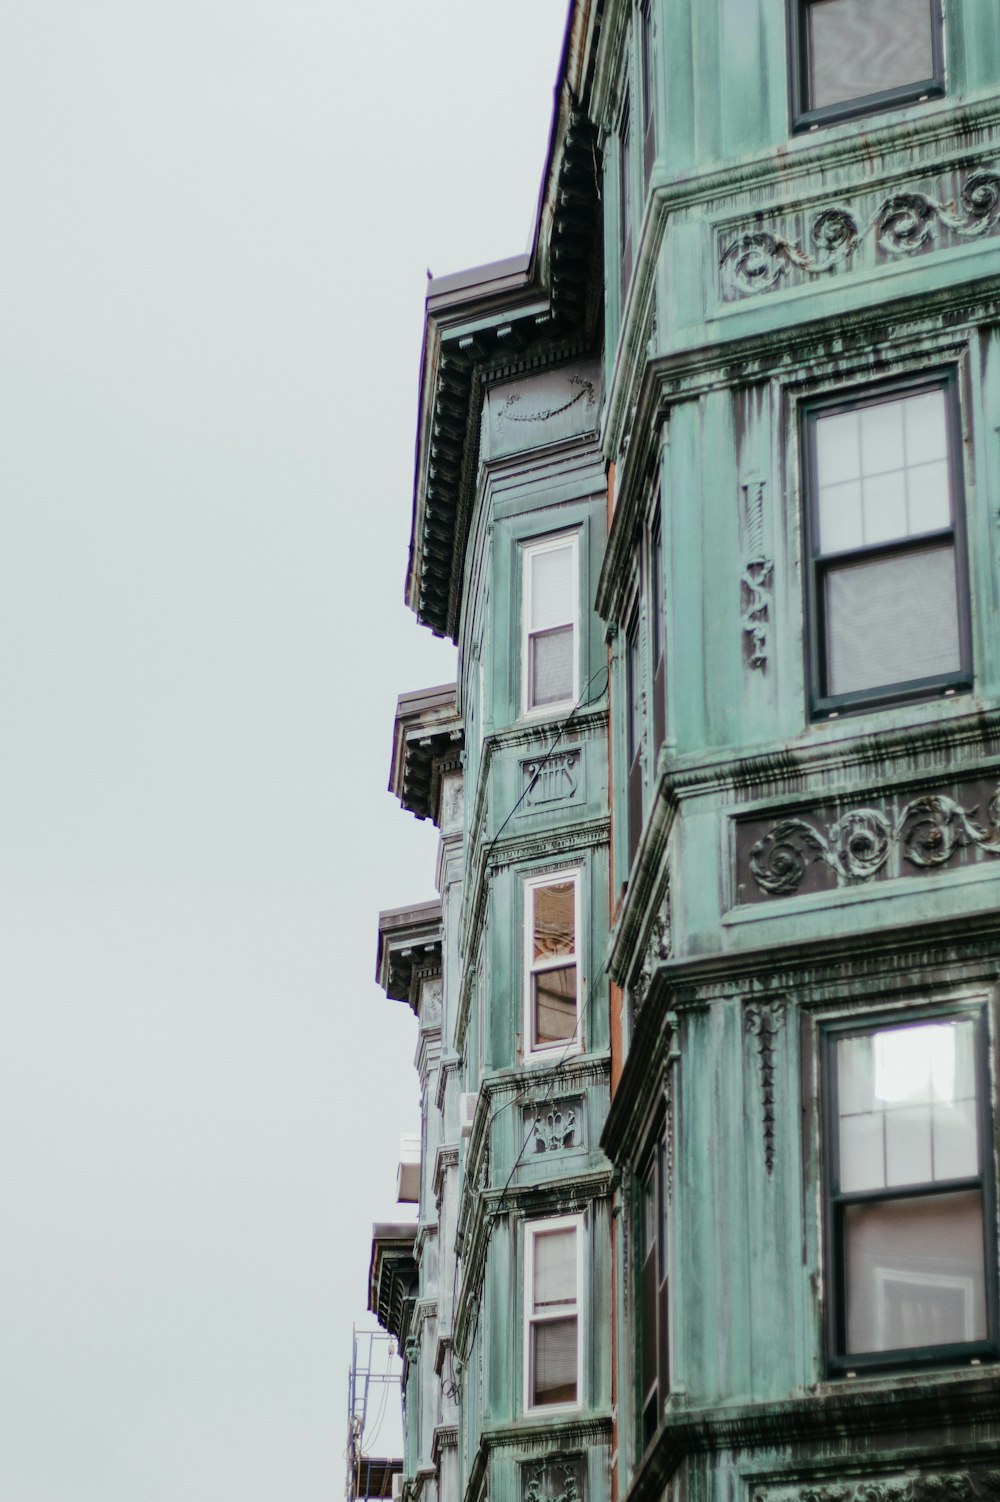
523,867,583,1063
523,1213,585,1416
520,532,580,719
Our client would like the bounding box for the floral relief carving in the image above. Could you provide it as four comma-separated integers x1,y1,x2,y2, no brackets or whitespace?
528,1100,581,1154
746,789,1000,898
744,1000,784,1176
720,167,1000,299
523,1458,584,1502
751,1469,1000,1502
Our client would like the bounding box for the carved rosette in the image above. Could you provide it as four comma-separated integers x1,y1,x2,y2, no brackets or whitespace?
752,1469,1000,1502
720,166,1000,300
746,787,1000,899
744,1000,784,1176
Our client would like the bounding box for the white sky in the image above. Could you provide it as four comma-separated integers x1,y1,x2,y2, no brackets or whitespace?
0,4,569,1497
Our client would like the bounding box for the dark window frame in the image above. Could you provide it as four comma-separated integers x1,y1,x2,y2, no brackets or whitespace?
821,1005,999,1377
636,1110,670,1449
801,368,972,720
788,0,945,133
625,597,643,869
639,0,656,185
618,93,633,304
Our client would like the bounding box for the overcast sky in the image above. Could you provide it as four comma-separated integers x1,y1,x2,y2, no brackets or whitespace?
0,4,569,1497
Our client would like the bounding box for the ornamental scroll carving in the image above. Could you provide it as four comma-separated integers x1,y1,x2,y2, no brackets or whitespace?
523,1458,584,1502
739,782,1000,902
745,1000,784,1176
719,167,1000,300
752,1468,1000,1502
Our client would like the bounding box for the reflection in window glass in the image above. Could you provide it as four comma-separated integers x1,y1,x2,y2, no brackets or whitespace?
807,0,935,111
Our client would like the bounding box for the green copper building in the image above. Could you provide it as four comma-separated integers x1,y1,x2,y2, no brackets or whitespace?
361,4,1000,1502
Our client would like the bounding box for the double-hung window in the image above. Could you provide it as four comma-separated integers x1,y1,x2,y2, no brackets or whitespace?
825,1012,998,1372
522,533,579,716
524,1215,583,1411
803,376,970,717
638,1117,670,1447
524,870,581,1058
790,0,944,131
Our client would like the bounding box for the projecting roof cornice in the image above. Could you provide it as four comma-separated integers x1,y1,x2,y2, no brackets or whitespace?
375,899,443,1014
388,682,463,825
406,6,603,641
368,1224,419,1344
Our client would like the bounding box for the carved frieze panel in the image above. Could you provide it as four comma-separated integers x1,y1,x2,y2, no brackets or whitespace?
519,747,583,812
718,164,1000,303
486,362,600,459
751,1467,1000,1502
523,1097,584,1156
734,776,1000,905
523,1457,584,1502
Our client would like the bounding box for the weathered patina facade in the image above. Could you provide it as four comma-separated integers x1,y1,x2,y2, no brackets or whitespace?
363,5,1000,1502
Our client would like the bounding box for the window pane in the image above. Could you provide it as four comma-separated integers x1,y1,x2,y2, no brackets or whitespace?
530,626,574,707
816,390,951,552
532,1316,578,1404
838,1022,979,1192
907,460,951,535
817,410,861,488
533,966,577,1046
824,541,960,696
862,469,908,546
840,1109,885,1192
884,1105,933,1186
845,1190,987,1353
819,480,864,553
533,882,575,961
860,398,905,477
530,545,574,631
904,389,948,467
807,0,935,111
533,1229,577,1307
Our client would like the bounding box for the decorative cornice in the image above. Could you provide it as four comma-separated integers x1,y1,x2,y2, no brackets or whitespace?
389,682,464,826
407,107,602,643
621,1372,1000,1502
662,708,1000,808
